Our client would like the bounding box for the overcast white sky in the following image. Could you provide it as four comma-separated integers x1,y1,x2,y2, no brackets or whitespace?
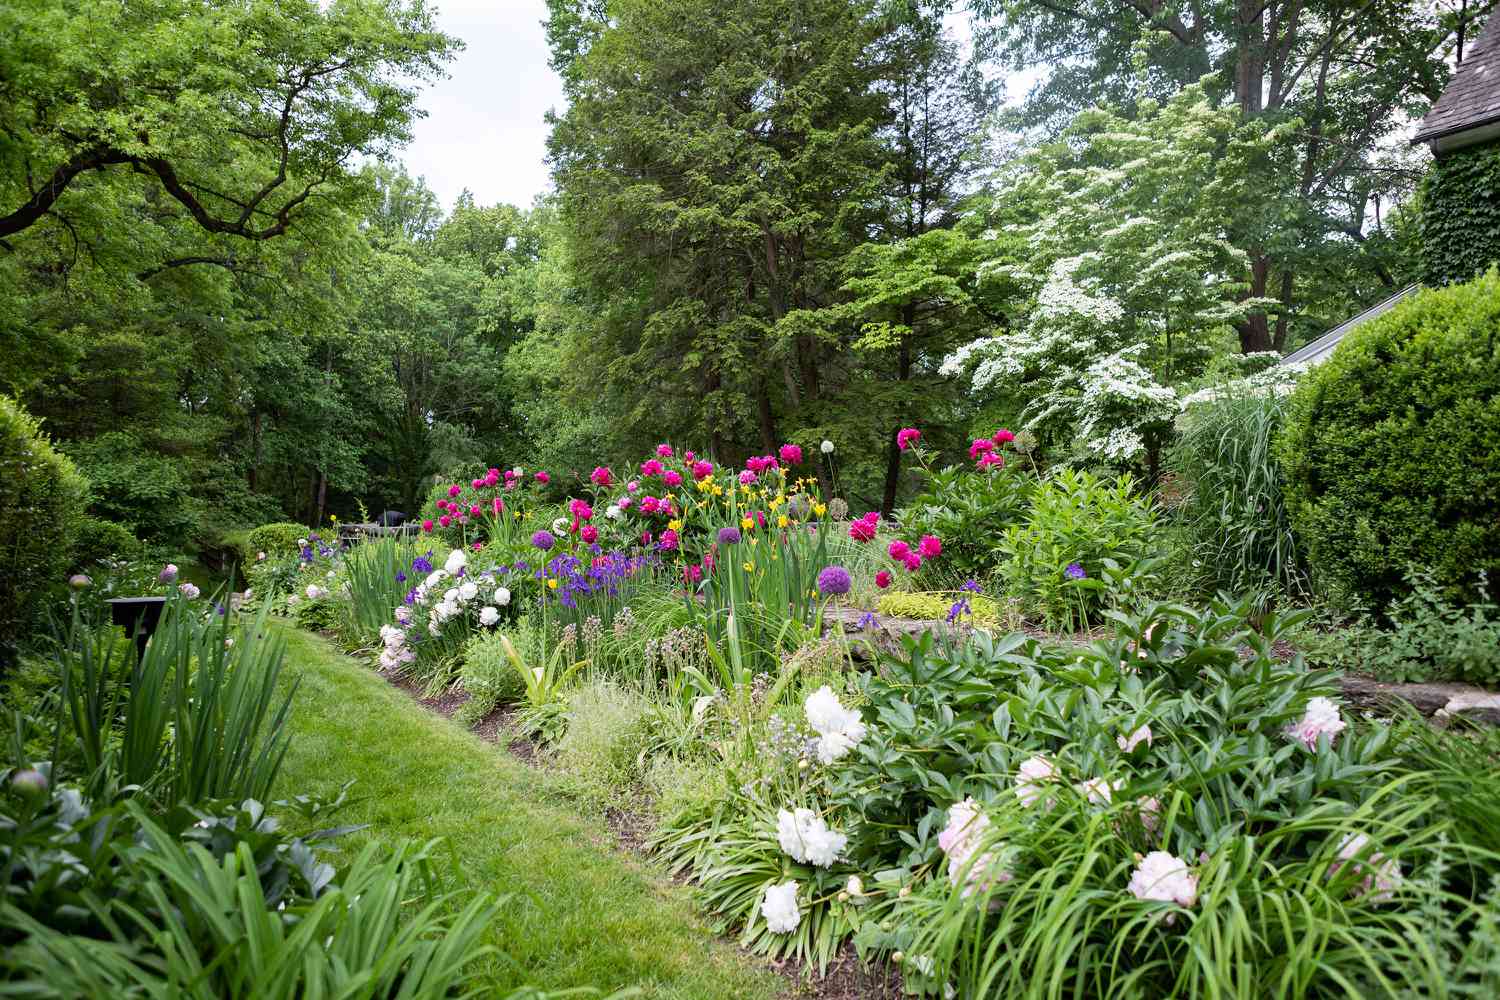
401,1,564,212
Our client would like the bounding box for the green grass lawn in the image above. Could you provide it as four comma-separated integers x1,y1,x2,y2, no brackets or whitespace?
273,627,780,1000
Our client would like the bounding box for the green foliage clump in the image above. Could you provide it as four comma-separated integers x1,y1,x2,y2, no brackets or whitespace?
1000,469,1158,628
456,627,528,725
244,522,313,563
1340,568,1500,686
1168,392,1304,599
1280,271,1500,612
69,516,142,569
0,394,90,645
1420,143,1500,287
553,679,657,801
894,465,1033,583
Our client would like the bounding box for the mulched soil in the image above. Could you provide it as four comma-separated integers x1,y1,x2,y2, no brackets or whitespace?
370,660,908,999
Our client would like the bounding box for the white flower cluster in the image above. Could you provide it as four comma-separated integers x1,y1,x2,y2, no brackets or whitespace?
1127,851,1199,909
803,686,867,764
178,582,200,600
1286,696,1346,750
760,881,800,933
1178,363,1307,410
1014,754,1058,807
379,547,513,670
777,808,847,868
378,623,413,671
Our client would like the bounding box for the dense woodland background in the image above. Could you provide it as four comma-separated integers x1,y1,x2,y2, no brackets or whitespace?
1,0,1489,559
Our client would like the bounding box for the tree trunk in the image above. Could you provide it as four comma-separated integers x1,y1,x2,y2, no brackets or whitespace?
1237,257,1274,352
880,328,914,516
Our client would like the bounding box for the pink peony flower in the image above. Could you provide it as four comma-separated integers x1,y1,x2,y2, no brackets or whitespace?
778,443,803,465
439,514,452,528
739,470,758,485
492,498,504,514
641,459,664,476
849,513,878,542
640,496,660,514
422,519,434,533
684,563,703,583
1286,697,1346,750
590,466,612,486
472,478,484,490
581,524,598,544
684,451,695,461
664,469,683,487
469,504,481,517
978,451,1005,470
994,428,1016,444
656,443,674,457
875,570,892,589
968,438,995,459
1127,852,1198,909
888,539,911,560
1014,754,1057,807
535,471,550,484
660,528,679,551
902,552,922,572
1330,833,1401,902
896,427,921,450
627,479,640,493
1117,725,1153,752
1136,796,1163,835
918,535,942,559
692,461,714,480
448,484,462,498
569,499,594,521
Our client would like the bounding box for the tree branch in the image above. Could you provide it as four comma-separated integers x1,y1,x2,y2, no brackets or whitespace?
0,147,133,239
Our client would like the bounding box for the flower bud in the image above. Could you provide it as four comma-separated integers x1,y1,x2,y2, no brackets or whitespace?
837,891,849,902
68,573,91,590
892,951,904,964
11,768,48,798
898,885,911,898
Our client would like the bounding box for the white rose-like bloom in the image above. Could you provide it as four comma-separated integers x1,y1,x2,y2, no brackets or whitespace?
1127,851,1198,908
804,686,867,764
606,504,622,519
1286,696,1346,750
479,606,500,627
443,549,467,575
937,798,989,864
845,875,864,898
459,581,478,602
394,606,411,624
443,588,460,604
760,881,801,934
551,516,569,535
820,439,834,454
495,587,512,606
1332,833,1401,902
1075,776,1121,806
776,808,847,868
179,583,201,600
425,569,447,589
304,584,324,600
1117,725,1153,752
1014,754,1058,807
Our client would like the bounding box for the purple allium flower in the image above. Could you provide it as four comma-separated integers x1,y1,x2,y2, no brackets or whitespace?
1065,562,1086,580
817,565,852,596
531,530,556,551
10,768,47,798
159,564,179,584
717,526,742,545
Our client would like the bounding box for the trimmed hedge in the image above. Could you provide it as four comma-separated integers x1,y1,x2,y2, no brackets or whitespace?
0,395,90,645
1280,270,1500,612
242,522,312,564
72,516,143,568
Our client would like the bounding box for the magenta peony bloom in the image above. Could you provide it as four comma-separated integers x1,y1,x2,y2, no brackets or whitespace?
778,443,804,465
472,478,483,489
896,427,921,450
657,443,674,457
439,514,452,527
968,438,995,459
422,519,434,533
685,563,703,583
684,450,695,461
902,552,922,572
641,458,664,476
994,428,1016,444
640,496,660,514
849,511,879,542
888,539,911,560
739,470,758,485
978,451,1005,470
448,484,462,497
492,498,504,514
918,535,942,559
590,466,612,486
535,471,551,484
569,498,594,521
875,570,892,589
692,461,714,480
469,504,481,517
660,528,679,551
664,469,683,487
581,524,598,544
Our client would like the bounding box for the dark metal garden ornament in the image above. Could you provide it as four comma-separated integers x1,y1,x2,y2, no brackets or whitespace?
105,596,167,660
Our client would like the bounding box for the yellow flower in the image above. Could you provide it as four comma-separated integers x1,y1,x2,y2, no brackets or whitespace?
814,502,827,517
743,561,754,572
778,515,789,528
740,516,753,531
668,518,684,531
547,578,558,590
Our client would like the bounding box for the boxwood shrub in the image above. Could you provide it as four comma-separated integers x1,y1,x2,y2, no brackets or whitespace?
0,395,90,647
1279,270,1500,612
243,522,313,563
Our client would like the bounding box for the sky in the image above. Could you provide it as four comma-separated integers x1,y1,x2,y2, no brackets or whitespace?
401,1,565,212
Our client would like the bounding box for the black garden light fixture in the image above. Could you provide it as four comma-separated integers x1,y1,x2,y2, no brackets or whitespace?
105,596,167,660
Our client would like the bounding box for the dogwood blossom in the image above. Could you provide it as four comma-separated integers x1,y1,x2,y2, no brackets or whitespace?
761,881,801,934
776,808,847,868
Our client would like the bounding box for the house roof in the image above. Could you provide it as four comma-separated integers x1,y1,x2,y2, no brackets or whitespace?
1280,285,1421,366
1413,14,1500,150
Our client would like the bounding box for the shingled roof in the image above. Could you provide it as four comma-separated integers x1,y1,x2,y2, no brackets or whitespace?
1414,14,1500,151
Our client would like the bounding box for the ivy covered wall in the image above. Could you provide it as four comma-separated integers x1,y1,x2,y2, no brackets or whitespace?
1421,140,1500,287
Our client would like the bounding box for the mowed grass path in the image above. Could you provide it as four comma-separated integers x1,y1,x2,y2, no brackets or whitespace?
274,628,780,1000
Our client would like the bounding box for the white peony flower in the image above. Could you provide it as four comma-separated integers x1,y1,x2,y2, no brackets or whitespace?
1286,696,1346,750
1117,725,1153,752
760,881,801,934
443,549,467,575
1136,796,1163,834
606,504,622,519
804,686,867,766
1015,754,1058,807
845,875,864,897
394,606,411,624
1331,833,1400,902
425,569,447,589
1127,851,1198,908
551,516,569,535
1075,776,1122,806
304,584,324,601
458,581,478,602
495,587,512,606
443,588,460,605
296,538,307,547
479,606,499,627
776,808,847,868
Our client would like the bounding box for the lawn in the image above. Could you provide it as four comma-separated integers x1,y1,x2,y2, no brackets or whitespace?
273,626,781,1000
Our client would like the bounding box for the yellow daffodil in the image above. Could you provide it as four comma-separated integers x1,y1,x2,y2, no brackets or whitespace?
740,516,753,531
778,515,789,528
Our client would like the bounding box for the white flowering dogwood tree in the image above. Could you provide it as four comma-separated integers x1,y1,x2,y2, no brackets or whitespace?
943,85,1289,472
